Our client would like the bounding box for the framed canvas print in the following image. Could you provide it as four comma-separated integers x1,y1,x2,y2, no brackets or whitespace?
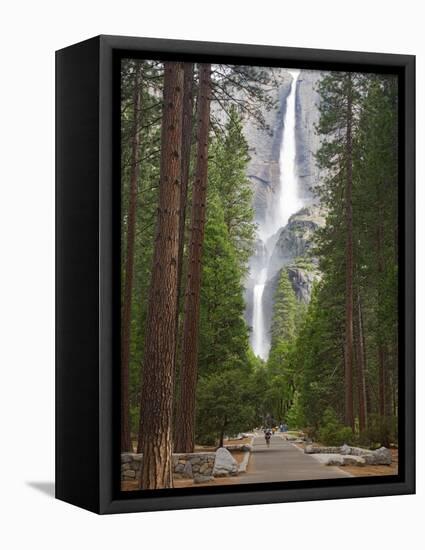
56,35,415,514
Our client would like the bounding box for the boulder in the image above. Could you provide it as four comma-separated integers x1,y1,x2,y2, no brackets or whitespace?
312,454,344,466
364,447,392,465
304,445,341,454
212,447,239,477
342,455,366,466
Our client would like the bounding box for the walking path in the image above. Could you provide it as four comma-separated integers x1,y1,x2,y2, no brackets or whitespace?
236,433,350,484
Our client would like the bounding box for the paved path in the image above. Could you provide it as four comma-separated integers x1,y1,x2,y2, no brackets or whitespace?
238,433,350,484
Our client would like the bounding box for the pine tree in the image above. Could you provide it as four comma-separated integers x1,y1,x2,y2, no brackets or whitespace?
316,72,363,430
137,62,184,489
270,269,298,347
208,106,255,269
175,64,212,453
121,62,142,452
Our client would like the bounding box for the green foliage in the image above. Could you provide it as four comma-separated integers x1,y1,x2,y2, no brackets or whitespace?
208,106,255,270
195,369,255,446
318,408,354,446
285,391,304,430
121,60,163,428
270,269,298,346
198,194,250,376
194,110,259,443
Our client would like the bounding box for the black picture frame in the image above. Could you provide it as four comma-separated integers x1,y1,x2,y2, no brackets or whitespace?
56,35,415,514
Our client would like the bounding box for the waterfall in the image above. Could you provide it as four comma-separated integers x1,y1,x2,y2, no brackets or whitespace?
250,69,302,360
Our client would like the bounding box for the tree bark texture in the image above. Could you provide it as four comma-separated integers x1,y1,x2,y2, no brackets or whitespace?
376,208,387,418
137,62,184,489
174,63,194,358
344,73,355,430
356,293,367,431
121,65,141,452
174,64,212,453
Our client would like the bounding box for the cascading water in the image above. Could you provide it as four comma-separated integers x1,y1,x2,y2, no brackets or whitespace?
250,69,303,360
251,267,267,357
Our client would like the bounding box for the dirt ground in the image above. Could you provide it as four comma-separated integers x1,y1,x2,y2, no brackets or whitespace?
342,448,398,477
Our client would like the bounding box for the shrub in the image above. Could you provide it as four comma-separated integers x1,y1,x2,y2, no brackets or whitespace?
318,408,354,446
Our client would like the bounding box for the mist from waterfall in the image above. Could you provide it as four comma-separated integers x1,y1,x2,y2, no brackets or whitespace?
250,69,302,360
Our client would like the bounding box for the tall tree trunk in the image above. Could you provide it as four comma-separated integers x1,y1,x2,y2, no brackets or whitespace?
356,293,367,431
344,73,355,430
137,62,184,489
174,64,212,453
174,63,194,366
376,211,387,419
219,416,227,448
121,65,141,452
378,345,386,417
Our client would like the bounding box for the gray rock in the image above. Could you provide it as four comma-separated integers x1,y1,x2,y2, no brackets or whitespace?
326,456,344,466
182,461,193,478
199,462,210,474
123,470,136,478
121,453,133,464
364,447,392,465
342,455,366,466
190,457,201,465
212,447,239,477
174,463,185,473
310,454,344,466
304,445,341,454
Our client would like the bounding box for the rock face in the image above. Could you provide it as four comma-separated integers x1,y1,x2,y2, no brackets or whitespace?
243,69,293,224
287,264,320,303
295,70,324,200
212,447,239,477
243,69,324,224
256,206,324,341
267,206,324,280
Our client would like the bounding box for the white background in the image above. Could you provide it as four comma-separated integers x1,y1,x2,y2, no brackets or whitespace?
0,1,422,547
